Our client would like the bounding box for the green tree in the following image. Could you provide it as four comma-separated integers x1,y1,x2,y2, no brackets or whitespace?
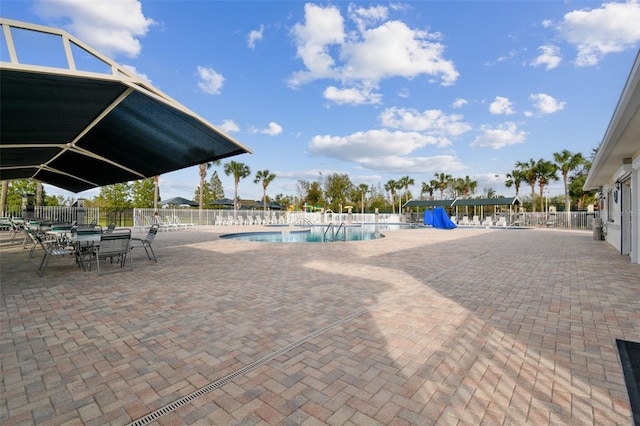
434,173,452,200
254,170,276,212
367,183,388,211
324,173,353,211
199,161,221,212
131,177,156,208
569,152,595,209
553,150,585,214
210,171,225,201
3,179,41,207
505,169,526,197
97,183,131,208
352,183,369,213
421,181,435,200
224,161,251,214
516,158,538,212
384,179,398,214
398,175,414,211
536,159,558,213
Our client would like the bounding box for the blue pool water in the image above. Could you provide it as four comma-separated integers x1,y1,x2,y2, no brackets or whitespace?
220,223,423,243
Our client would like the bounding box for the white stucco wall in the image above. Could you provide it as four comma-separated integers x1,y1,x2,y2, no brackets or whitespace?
602,153,639,263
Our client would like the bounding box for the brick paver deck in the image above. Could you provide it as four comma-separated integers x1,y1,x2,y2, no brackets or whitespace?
1,225,639,425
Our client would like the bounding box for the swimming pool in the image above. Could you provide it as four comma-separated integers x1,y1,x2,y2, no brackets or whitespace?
220,223,424,243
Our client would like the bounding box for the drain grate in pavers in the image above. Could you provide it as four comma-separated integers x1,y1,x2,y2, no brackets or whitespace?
127,306,373,426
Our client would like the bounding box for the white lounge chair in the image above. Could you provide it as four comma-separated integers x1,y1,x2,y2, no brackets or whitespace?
471,215,481,226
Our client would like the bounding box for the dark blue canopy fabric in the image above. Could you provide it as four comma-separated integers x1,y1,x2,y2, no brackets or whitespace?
432,207,457,229
423,209,434,226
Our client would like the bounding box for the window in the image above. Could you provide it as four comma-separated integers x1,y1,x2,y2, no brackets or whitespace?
607,189,614,222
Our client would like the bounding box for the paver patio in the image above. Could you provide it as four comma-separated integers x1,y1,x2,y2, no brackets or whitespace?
1,225,639,425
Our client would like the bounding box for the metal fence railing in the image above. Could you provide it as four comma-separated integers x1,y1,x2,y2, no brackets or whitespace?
2,205,597,230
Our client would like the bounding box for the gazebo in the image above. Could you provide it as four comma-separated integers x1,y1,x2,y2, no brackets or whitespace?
404,197,521,222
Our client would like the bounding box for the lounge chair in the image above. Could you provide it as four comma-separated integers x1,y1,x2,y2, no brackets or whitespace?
471,215,481,226
173,216,196,229
482,216,493,226
134,216,149,232
131,224,159,262
495,216,507,227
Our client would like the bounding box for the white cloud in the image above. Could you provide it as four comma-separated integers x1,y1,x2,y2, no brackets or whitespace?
379,107,471,145
531,45,562,70
309,129,440,162
452,98,468,109
248,24,264,49
289,3,345,86
121,64,151,83
347,4,388,32
34,0,155,58
530,93,565,114
261,122,283,136
218,119,240,133
557,1,640,66
196,66,225,95
323,86,382,105
358,155,466,173
470,122,527,149
289,3,458,105
489,96,515,115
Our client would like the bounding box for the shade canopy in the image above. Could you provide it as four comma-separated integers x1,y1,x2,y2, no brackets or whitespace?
404,197,521,208
158,197,199,207
209,198,235,206
0,19,251,193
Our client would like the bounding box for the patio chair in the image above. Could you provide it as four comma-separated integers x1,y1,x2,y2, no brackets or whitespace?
34,233,76,277
471,216,481,226
73,228,103,270
91,229,133,276
482,216,493,226
22,226,39,258
460,216,470,226
131,224,159,262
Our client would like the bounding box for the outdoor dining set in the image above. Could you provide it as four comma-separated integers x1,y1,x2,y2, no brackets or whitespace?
0,217,159,277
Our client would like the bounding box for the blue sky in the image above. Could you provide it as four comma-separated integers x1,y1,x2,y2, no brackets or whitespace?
3,0,640,202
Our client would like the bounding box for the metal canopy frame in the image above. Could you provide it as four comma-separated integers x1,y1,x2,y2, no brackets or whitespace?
0,18,252,193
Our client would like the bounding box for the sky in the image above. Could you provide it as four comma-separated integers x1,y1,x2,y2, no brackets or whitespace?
2,0,640,203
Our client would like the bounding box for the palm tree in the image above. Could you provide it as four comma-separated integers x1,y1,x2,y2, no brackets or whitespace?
434,172,452,200
254,170,276,212
536,159,558,213
421,181,435,200
224,161,251,217
515,159,538,213
198,161,220,224
398,175,414,213
384,179,398,214
460,175,477,198
553,150,585,214
199,161,221,208
505,169,525,197
357,183,369,214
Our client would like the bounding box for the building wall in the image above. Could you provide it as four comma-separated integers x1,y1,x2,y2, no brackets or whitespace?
602,153,640,263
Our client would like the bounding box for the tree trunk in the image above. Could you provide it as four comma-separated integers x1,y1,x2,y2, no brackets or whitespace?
0,180,8,215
